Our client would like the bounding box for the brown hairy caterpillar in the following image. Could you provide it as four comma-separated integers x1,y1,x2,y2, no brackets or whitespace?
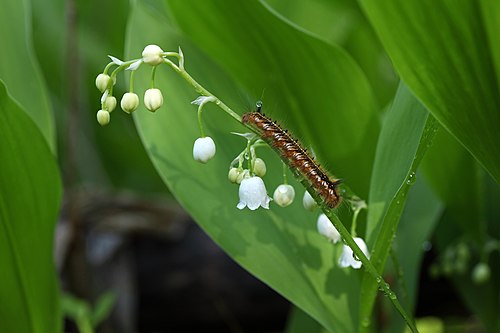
242,102,342,208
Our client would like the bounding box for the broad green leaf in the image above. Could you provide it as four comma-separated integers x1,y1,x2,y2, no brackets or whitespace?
0,0,55,150
166,0,379,199
362,83,438,332
285,307,328,333
0,81,62,333
421,129,483,241
264,0,398,106
126,1,380,331
359,0,500,184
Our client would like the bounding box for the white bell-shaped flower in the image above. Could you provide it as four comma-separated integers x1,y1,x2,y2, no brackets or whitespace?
103,96,117,112
120,92,139,113
303,191,317,211
273,184,295,207
96,110,110,126
144,88,163,112
339,237,370,269
95,74,112,93
193,137,216,163
237,176,271,210
142,44,164,66
316,214,340,243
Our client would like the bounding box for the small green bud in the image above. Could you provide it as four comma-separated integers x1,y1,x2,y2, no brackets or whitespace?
472,263,490,284
253,158,266,177
103,96,117,112
96,110,110,126
120,92,139,113
142,44,164,66
144,88,163,112
228,168,240,183
95,73,112,93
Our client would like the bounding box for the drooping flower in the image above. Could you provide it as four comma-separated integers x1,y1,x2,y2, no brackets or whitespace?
96,110,110,126
120,92,139,113
95,74,112,93
237,176,271,210
316,214,340,243
144,88,163,112
339,237,370,269
303,191,317,211
193,137,216,163
103,96,117,112
273,184,295,207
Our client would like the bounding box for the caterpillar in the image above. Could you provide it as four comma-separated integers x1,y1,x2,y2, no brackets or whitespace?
242,102,342,208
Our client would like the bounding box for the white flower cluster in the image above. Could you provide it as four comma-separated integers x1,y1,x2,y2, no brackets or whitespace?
94,45,166,126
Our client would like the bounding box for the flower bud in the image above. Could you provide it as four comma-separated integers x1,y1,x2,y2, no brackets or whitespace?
144,88,163,112
253,158,266,177
228,168,240,183
103,96,117,112
120,92,139,114
95,74,112,93
96,110,110,126
472,263,490,284
236,169,250,184
303,191,317,211
142,44,164,66
193,137,216,163
273,184,295,207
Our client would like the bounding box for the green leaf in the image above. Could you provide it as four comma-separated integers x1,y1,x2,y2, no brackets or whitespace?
359,0,500,184
361,83,438,331
125,1,380,331
285,307,328,333
91,291,117,326
0,0,55,150
0,81,62,333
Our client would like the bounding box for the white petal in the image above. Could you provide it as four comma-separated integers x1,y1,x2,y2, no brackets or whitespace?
191,95,216,106
100,90,109,103
230,132,256,141
339,237,369,269
237,176,270,211
316,214,340,243
126,59,143,71
193,137,216,163
108,55,124,65
303,191,317,211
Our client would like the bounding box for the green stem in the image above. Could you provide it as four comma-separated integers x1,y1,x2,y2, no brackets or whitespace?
322,208,418,333
151,66,157,88
197,105,205,137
